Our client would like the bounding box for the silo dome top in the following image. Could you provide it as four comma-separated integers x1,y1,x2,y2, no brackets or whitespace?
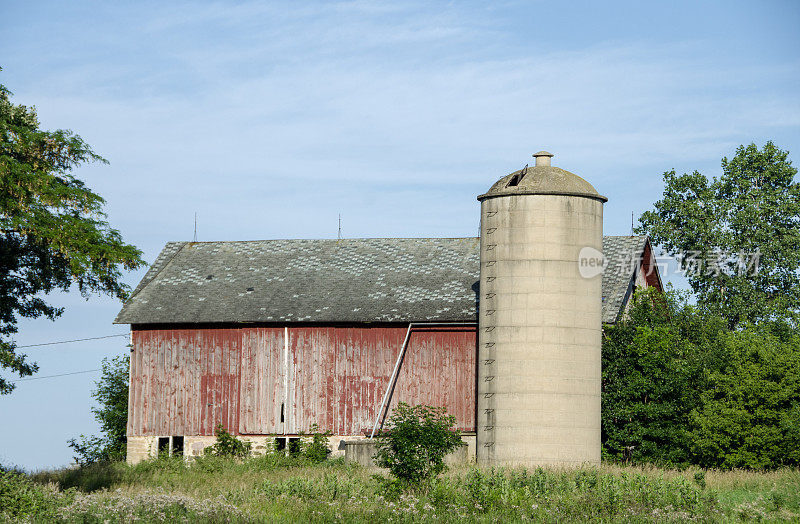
477,152,608,202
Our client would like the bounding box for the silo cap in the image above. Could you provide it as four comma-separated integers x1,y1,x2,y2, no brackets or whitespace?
477,151,608,202
533,151,554,167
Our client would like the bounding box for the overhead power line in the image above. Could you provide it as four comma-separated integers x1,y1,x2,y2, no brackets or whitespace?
15,333,129,349
10,368,101,383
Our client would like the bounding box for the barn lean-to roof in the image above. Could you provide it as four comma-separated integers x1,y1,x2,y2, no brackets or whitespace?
114,236,651,325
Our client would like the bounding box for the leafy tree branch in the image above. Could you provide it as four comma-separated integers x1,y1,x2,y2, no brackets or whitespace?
0,74,144,393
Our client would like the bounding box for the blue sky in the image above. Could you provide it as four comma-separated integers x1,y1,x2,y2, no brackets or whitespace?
1,0,799,470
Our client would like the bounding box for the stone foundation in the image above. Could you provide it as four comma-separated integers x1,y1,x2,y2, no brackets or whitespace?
127,434,386,465
127,434,477,465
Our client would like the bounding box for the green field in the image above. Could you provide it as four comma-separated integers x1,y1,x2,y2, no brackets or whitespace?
1,456,798,522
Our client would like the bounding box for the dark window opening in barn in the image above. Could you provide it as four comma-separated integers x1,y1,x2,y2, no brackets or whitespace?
172,436,184,456
158,437,170,457
275,437,286,451
288,437,301,456
280,402,285,423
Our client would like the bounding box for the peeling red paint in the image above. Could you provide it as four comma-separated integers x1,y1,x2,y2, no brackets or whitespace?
129,324,476,436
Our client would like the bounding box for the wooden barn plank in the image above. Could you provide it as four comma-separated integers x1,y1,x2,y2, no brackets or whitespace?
128,324,476,439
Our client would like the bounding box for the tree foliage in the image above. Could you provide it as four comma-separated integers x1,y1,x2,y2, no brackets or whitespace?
602,288,800,469
374,403,462,484
602,289,722,465
603,290,682,465
621,142,800,469
0,77,144,392
68,355,129,465
637,142,800,327
689,328,800,469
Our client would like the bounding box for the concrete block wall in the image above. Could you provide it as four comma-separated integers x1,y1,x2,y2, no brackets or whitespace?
477,193,603,466
343,435,476,468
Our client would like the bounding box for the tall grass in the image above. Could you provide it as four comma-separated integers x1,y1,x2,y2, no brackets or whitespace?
9,456,800,522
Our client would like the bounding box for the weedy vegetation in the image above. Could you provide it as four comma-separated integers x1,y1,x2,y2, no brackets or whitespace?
4,405,799,522
3,458,798,522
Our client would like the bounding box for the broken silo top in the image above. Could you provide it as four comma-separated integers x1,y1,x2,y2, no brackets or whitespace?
477,151,608,202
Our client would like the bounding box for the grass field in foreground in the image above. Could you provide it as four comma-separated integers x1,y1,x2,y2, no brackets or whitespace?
2,456,798,522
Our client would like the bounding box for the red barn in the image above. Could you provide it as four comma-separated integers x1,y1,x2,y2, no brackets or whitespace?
115,236,660,463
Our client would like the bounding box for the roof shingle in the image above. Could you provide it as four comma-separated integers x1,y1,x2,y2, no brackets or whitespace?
114,236,648,325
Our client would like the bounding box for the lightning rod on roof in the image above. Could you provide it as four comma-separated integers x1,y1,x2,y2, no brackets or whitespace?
194,212,198,242
338,213,342,240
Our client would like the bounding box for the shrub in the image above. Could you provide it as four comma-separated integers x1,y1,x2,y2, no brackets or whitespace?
373,403,462,484
205,424,252,459
0,470,71,521
303,423,332,463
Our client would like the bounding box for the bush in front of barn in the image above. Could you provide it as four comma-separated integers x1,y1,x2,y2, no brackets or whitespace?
373,403,463,489
204,423,252,459
302,423,333,463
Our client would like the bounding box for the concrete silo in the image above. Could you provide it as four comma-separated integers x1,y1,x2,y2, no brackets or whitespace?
476,151,607,466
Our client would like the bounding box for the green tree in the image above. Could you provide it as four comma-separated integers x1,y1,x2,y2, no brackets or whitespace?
602,289,723,465
302,423,332,462
374,403,462,484
637,142,800,327
0,77,143,393
68,355,129,464
603,288,800,469
689,327,800,469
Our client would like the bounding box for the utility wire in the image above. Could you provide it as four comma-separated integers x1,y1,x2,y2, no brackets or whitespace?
4,333,128,385
15,333,128,349
10,369,101,383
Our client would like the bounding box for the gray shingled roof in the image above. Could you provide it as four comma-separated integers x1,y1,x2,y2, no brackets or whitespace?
601,235,649,323
114,236,649,325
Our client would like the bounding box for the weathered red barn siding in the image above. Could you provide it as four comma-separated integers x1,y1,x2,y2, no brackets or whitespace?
129,324,476,437
128,327,241,437
389,327,477,432
639,241,663,290
239,327,286,434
